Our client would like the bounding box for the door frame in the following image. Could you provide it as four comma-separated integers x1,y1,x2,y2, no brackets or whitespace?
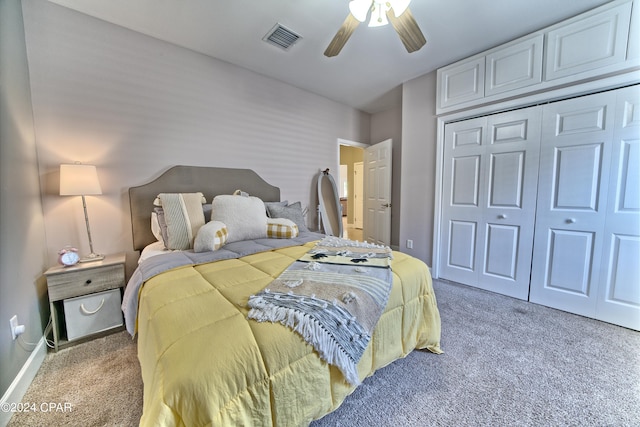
337,138,368,153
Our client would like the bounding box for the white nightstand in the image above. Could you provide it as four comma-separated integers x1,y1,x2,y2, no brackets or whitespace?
44,253,126,351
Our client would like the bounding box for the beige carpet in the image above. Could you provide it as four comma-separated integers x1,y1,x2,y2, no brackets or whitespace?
7,331,142,427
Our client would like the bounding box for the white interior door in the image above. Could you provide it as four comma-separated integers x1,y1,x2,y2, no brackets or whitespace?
481,108,541,299
530,90,617,317
439,116,486,285
363,139,392,245
439,107,542,299
596,85,640,330
354,162,363,229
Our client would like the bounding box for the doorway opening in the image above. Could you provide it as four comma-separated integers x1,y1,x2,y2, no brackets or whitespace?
338,141,364,241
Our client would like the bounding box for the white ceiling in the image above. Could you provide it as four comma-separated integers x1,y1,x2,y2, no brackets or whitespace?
47,0,612,113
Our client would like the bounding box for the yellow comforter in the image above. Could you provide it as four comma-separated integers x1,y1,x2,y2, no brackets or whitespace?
136,242,441,426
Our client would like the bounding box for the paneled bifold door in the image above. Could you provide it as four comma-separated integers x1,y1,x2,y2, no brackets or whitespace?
440,85,640,330
598,86,640,329
439,107,542,300
530,86,640,330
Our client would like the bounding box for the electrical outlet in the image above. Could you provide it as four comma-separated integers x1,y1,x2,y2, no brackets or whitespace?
9,315,25,340
406,239,414,249
10,315,18,340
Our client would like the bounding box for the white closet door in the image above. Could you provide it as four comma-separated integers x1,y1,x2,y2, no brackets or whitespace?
440,117,486,285
530,90,617,317
440,108,541,299
481,107,541,299
596,85,640,330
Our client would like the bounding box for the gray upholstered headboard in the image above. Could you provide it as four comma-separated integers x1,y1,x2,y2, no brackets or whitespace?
129,165,280,251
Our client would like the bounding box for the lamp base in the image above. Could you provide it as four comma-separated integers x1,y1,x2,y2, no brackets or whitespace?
79,253,105,263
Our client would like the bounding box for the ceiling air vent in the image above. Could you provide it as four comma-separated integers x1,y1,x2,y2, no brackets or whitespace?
263,23,302,50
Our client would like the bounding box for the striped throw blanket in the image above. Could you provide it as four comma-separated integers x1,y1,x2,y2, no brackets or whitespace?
247,236,393,385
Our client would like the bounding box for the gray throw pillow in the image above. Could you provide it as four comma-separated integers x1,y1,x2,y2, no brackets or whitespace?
265,202,308,232
264,201,288,216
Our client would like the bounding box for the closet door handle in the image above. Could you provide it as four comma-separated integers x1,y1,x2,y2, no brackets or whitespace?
566,218,576,224
497,214,507,219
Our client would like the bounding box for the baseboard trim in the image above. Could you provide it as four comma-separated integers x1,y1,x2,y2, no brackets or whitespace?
0,337,47,426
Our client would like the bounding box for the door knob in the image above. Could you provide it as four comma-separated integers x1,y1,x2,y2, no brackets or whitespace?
497,214,507,219
382,203,391,208
566,218,576,224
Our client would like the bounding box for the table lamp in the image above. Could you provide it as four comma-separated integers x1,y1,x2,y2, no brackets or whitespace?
59,163,104,262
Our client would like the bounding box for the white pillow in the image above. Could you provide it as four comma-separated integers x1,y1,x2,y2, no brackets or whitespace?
194,221,228,252
211,194,268,243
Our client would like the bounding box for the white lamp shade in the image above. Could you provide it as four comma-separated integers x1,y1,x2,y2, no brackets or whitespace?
60,164,102,196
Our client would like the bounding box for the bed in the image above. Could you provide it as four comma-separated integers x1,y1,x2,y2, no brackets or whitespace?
122,165,442,426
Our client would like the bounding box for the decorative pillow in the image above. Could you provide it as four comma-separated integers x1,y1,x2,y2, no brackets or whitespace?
203,203,212,222
265,202,309,232
153,203,212,245
211,194,268,243
154,192,206,250
153,207,170,246
193,221,228,252
151,211,163,242
264,200,288,215
267,218,299,239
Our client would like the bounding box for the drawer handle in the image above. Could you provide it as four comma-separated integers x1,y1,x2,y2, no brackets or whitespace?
85,279,92,285
80,299,105,315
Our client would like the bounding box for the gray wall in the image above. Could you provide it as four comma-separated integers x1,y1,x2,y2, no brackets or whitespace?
399,71,438,265
0,0,48,398
21,0,371,266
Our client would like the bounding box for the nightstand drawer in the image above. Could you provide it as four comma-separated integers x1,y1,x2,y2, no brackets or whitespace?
64,289,123,341
47,264,125,301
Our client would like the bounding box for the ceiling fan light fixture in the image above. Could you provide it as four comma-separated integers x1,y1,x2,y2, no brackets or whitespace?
388,0,411,17
325,0,423,57
364,0,410,27
368,3,389,27
349,0,372,23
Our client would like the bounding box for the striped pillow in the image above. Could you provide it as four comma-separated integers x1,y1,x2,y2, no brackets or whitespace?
194,221,228,252
154,193,206,250
267,218,299,239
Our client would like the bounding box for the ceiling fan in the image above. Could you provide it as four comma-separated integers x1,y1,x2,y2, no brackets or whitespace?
324,0,426,57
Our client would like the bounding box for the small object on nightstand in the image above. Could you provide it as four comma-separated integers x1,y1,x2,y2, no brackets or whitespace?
44,253,126,351
58,246,80,266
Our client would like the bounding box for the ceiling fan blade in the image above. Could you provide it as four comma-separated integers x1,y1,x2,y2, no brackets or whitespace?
324,13,360,57
386,7,427,53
